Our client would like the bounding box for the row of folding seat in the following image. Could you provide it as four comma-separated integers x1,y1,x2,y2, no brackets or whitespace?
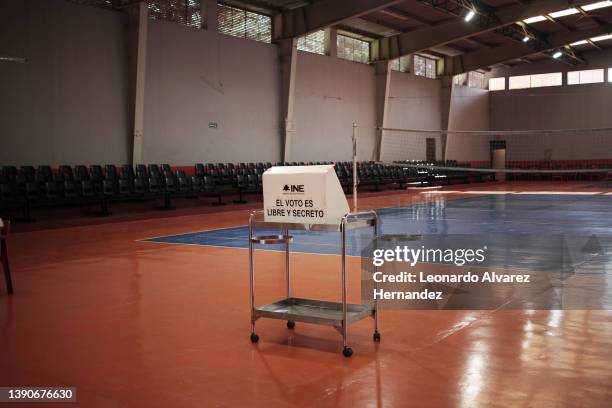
0,160,482,222
334,162,438,191
0,164,266,221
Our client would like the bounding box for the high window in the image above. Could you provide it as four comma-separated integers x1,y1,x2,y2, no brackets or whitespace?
488,77,505,91
297,30,327,55
218,4,271,43
337,35,370,64
414,55,436,79
567,69,605,85
148,0,204,29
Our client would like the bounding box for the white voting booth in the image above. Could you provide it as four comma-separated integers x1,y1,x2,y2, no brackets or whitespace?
262,165,349,225
248,165,380,357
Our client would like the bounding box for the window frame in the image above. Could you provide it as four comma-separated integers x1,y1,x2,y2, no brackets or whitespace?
508,72,562,89
488,77,506,91
468,71,487,89
297,30,328,55
391,56,411,73
336,34,370,64
529,72,562,88
414,54,437,79
148,0,204,29
217,3,272,43
567,68,605,85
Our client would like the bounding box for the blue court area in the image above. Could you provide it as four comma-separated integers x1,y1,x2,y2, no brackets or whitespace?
143,194,612,271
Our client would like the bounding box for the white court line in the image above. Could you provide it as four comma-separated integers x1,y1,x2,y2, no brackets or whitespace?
407,186,443,190
460,191,516,194
420,191,460,194
427,191,609,196
512,191,602,195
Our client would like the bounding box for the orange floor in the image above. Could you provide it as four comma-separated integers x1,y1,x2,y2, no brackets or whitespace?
2,182,612,407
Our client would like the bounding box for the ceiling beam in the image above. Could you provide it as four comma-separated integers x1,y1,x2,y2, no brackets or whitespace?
370,0,596,61
441,23,612,74
273,0,404,40
377,7,433,26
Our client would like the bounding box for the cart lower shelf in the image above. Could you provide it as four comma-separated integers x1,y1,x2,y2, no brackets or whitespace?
254,297,373,327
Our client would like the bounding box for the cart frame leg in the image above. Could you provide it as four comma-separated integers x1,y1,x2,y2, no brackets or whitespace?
285,228,291,299
373,220,379,337
249,215,256,337
341,222,348,350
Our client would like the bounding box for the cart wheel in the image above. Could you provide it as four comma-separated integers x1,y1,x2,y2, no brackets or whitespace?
373,331,381,342
287,320,295,329
250,333,259,343
342,347,353,358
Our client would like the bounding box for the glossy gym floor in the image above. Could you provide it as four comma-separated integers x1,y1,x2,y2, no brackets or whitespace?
2,182,612,407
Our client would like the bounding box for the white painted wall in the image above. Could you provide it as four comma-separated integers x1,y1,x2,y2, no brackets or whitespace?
292,51,377,162
0,0,131,166
0,0,497,167
142,21,281,165
489,49,612,160
446,85,490,162
381,72,442,162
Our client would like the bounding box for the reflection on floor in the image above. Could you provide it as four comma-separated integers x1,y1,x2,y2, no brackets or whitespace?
2,183,612,407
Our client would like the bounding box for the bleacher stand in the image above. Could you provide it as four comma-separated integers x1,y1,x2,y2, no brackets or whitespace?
3,160,598,222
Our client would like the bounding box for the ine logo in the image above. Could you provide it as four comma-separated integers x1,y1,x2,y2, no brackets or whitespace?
283,184,304,193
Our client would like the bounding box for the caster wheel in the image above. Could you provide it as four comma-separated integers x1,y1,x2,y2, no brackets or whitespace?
342,347,353,358
287,321,295,329
373,331,381,342
250,333,259,343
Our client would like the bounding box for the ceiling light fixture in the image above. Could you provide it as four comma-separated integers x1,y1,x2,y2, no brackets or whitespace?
582,1,612,12
465,10,476,22
549,8,579,18
553,51,563,58
0,55,26,63
523,15,547,24
591,33,612,42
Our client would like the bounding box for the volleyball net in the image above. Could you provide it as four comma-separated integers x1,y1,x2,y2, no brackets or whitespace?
374,127,612,179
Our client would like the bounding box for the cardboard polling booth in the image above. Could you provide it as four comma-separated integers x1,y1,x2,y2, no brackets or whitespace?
263,165,350,225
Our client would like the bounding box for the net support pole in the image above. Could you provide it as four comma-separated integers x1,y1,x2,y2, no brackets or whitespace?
129,1,148,165
279,38,298,162
352,122,358,211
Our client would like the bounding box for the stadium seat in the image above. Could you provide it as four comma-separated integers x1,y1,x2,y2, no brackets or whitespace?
63,180,79,200
203,176,225,206
118,179,133,197
0,219,13,294
74,165,89,182
133,178,147,197
160,176,177,210
59,165,74,181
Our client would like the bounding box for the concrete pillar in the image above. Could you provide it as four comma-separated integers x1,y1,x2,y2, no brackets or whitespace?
128,2,148,165
327,28,337,58
205,0,217,32
278,38,298,162
440,75,454,162
374,60,391,161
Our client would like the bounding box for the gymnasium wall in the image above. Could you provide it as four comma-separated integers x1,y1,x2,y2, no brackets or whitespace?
0,0,493,166
292,52,377,162
381,72,442,162
446,85,490,162
0,0,131,166
489,49,612,160
143,20,281,165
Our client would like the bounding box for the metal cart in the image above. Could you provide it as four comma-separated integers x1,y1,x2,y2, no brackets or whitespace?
248,210,379,357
